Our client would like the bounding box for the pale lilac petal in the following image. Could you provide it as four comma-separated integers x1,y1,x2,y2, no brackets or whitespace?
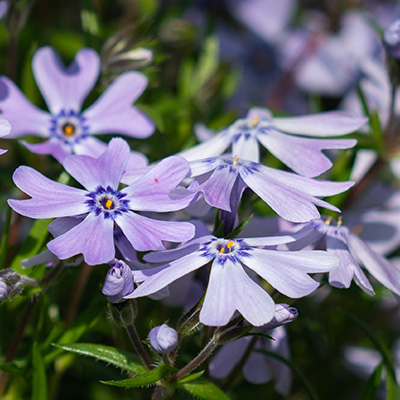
73,136,148,169
209,338,249,379
243,350,271,384
0,1,8,20
197,164,239,211
0,117,10,137
189,158,221,176
47,213,115,265
247,107,273,120
273,111,367,137
242,235,297,246
352,263,375,296
116,211,195,252
179,132,230,162
242,249,339,298
8,166,88,218
62,137,130,191
259,130,356,177
345,229,400,296
195,123,215,142
20,138,71,162
32,47,100,114
126,250,211,298
122,156,191,212
232,134,260,163
21,250,59,269
0,77,50,138
200,258,275,326
282,223,325,251
241,168,339,222
83,72,154,138
47,217,82,237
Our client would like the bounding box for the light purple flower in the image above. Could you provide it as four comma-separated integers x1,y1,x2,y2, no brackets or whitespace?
384,19,400,59
0,117,11,155
0,1,8,20
0,46,154,164
210,324,293,394
126,232,339,327
287,217,400,296
8,138,195,266
180,107,363,177
149,324,178,354
185,154,354,223
102,259,134,303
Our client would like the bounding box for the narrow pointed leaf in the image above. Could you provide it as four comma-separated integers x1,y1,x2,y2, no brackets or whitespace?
174,379,231,400
32,344,47,400
52,343,146,374
101,364,175,387
360,362,383,400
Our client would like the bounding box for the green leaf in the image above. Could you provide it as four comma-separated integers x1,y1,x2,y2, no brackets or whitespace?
360,362,383,400
52,343,146,375
174,379,231,400
101,363,175,388
0,362,24,375
177,370,204,384
32,344,47,400
194,36,219,92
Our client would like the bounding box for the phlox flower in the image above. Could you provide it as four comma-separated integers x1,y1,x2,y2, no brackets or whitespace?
126,231,339,327
185,154,354,223
287,217,400,296
0,117,11,154
0,46,154,164
8,138,195,266
180,107,364,177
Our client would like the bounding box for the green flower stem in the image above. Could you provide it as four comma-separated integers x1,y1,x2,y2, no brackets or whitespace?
125,323,154,371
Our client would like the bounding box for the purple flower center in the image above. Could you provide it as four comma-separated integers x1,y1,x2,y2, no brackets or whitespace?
200,238,252,265
86,186,129,219
49,109,90,145
230,114,271,143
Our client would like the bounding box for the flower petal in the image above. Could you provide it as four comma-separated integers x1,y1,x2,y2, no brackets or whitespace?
258,130,357,177
125,250,211,298
32,47,100,114
122,156,192,212
200,258,275,326
116,211,195,252
242,248,339,298
273,111,367,137
20,138,72,162
179,131,231,162
47,213,115,265
232,133,260,163
83,72,154,138
0,77,50,138
8,166,88,218
62,137,130,191
345,229,400,296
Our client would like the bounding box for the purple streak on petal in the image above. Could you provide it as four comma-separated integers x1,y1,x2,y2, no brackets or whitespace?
179,132,230,162
47,213,115,265
209,337,250,379
125,250,211,298
32,47,100,114
200,258,275,327
8,166,88,218
20,138,71,162
83,72,154,138
242,249,339,298
63,138,130,191
345,229,400,296
273,112,367,136
232,134,260,163
116,211,195,252
122,156,192,212
259,130,357,177
0,77,50,138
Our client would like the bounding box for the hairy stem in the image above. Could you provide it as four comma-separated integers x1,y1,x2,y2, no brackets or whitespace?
125,323,153,370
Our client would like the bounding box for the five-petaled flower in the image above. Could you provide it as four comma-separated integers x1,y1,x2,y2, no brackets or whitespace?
0,46,154,165
8,138,195,265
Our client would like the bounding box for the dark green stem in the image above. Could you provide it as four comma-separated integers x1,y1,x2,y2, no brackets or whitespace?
125,323,153,371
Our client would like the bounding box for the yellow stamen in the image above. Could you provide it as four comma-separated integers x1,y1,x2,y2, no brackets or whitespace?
63,124,75,136
220,247,225,253
337,216,343,227
250,115,259,127
227,240,234,249
233,155,239,166
325,216,332,225
105,199,113,209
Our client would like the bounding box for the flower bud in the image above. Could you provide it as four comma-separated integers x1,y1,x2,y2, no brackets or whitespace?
0,269,23,303
384,19,400,59
102,259,134,303
149,324,178,354
263,303,298,330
